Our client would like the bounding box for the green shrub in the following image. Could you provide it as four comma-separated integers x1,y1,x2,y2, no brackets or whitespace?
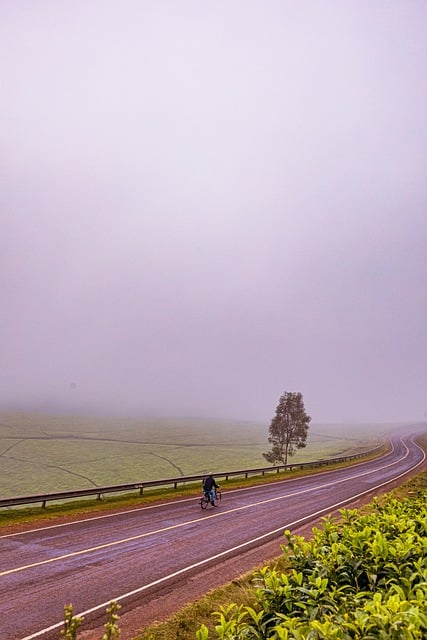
197,492,427,639
59,602,121,640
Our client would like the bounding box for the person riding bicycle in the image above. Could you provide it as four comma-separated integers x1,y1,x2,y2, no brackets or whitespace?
202,474,219,506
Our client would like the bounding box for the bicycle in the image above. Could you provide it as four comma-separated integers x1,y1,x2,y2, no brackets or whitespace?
200,488,221,509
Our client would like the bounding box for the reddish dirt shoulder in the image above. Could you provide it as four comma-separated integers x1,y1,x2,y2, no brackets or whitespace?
78,461,427,639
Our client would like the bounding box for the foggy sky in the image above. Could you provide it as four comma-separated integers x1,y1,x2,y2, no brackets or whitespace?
1,1,426,424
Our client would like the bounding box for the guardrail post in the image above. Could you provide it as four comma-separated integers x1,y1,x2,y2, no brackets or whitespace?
42,500,46,508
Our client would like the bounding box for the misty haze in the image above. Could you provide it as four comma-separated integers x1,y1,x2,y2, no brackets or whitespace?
1,2,426,426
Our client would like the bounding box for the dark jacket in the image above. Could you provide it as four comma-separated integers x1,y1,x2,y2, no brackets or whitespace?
203,475,218,492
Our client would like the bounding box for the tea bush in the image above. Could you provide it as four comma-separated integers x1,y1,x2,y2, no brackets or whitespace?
197,492,427,639
60,601,120,640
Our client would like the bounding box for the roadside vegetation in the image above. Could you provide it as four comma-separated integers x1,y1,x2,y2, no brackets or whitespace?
56,466,427,640
197,490,427,638
0,410,395,529
0,411,392,497
2,415,425,639
137,464,427,640
0,441,386,530
54,432,426,640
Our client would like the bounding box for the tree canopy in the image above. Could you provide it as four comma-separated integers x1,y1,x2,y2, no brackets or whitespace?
263,391,311,465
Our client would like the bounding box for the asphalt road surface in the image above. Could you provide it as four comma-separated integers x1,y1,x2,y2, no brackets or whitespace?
1,426,425,640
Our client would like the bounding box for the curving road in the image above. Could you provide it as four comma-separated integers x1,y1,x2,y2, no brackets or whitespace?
1,426,425,640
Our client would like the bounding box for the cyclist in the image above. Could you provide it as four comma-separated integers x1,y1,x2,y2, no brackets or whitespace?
202,474,219,506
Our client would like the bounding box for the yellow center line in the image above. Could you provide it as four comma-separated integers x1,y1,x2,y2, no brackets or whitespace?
2,488,302,577
1,447,409,578
1,504,250,577
1,514,207,577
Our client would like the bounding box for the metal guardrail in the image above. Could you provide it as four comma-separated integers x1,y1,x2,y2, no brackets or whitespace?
0,445,383,509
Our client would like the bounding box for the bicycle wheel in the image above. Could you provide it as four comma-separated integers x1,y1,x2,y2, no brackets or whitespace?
213,490,221,506
200,496,209,509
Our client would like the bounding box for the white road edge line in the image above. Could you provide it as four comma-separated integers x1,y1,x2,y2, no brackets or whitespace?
1,438,394,539
1,437,410,576
19,436,425,640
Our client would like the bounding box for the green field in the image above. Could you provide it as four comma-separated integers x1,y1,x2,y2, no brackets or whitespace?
0,412,402,498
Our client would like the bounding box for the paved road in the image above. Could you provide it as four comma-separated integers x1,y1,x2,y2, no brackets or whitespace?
1,426,425,640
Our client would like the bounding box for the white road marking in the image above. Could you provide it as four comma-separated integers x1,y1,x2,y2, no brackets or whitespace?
3,436,420,579
19,436,425,640
1,439,394,539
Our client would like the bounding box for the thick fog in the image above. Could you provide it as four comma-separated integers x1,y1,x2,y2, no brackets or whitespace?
1,2,426,423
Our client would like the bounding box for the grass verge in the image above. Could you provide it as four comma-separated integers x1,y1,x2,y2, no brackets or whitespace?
0,444,388,530
133,464,427,640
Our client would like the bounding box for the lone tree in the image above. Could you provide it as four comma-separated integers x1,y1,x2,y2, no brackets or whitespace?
263,391,311,465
